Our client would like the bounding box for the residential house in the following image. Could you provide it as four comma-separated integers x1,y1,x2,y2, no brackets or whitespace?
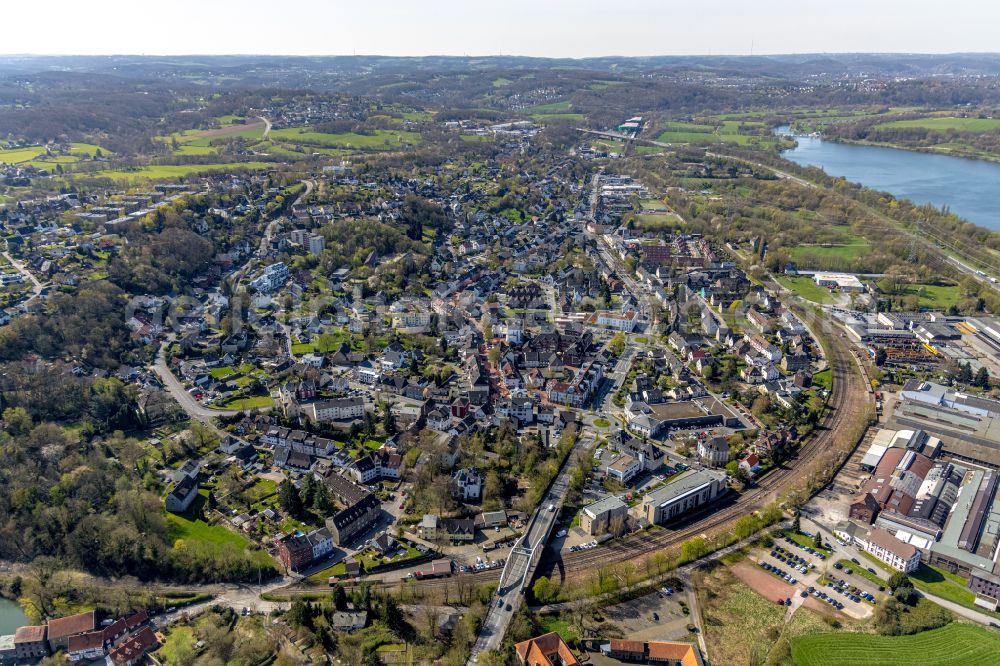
452,468,482,501
514,632,581,666
698,436,730,468
605,453,641,485
739,454,762,477
326,493,381,546
165,474,199,513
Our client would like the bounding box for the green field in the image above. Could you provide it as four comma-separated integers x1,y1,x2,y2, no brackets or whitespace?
790,624,1000,666
65,162,271,183
775,275,838,304
214,395,274,410
531,113,585,123
875,116,1000,132
524,100,572,114
160,122,267,149
167,498,251,550
788,239,872,262
156,626,197,665
812,368,832,391
657,130,722,144
903,283,960,309
0,143,111,165
908,565,1000,617
268,127,420,149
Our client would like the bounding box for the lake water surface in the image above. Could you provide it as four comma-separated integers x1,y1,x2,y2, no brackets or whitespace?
0,596,29,635
778,128,1000,231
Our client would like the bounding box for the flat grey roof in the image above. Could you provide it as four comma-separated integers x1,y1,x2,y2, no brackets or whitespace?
931,469,1000,576
643,468,725,507
584,495,627,517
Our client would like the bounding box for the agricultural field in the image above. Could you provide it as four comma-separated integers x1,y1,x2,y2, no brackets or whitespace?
62,162,271,183
0,142,111,165
655,119,778,146
873,116,1000,132
267,127,420,150
790,623,1000,666
523,100,572,114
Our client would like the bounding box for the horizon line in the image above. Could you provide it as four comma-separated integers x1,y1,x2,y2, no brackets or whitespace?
3,51,1000,59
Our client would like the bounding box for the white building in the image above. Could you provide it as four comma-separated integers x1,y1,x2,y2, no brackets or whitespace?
865,528,921,573
250,262,290,293
813,272,865,291
452,468,482,501
595,310,638,332
304,397,365,422
605,453,641,484
308,234,326,255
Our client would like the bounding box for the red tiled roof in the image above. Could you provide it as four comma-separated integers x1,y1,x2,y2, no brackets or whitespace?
514,632,581,666
610,639,645,653
107,626,158,666
47,610,96,640
13,625,46,644
68,630,105,653
647,641,700,666
125,610,148,630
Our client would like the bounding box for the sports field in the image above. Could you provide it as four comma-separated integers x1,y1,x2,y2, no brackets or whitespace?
790,624,1000,666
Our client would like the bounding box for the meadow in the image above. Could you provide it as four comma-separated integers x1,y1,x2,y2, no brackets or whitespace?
790,624,1000,666
775,275,838,304
65,162,272,183
268,127,420,149
874,116,1000,132
523,100,572,114
0,142,111,165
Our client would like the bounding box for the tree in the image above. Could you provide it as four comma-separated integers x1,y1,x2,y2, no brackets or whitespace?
532,576,557,604
887,571,911,592
278,479,303,517
792,512,801,534
975,366,991,389
812,532,823,549
680,536,710,563
383,404,398,435
875,348,888,367
608,332,626,357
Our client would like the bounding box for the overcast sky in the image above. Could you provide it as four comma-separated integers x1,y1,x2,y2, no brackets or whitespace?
4,0,998,57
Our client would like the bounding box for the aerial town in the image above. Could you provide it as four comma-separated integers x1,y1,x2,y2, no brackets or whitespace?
2,14,1000,666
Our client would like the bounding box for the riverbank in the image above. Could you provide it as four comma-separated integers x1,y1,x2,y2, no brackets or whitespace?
814,135,1000,166
778,132,1000,231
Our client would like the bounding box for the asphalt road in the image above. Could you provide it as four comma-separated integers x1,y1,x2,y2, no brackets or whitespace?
150,335,239,424
468,433,590,662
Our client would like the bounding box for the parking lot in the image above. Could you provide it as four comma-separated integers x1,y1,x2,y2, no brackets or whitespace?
588,587,691,642
747,532,875,619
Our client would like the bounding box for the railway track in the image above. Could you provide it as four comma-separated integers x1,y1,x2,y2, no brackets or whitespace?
278,301,870,601
535,317,868,584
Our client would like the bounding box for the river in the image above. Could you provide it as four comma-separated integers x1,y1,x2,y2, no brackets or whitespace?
0,597,29,635
777,128,1000,231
